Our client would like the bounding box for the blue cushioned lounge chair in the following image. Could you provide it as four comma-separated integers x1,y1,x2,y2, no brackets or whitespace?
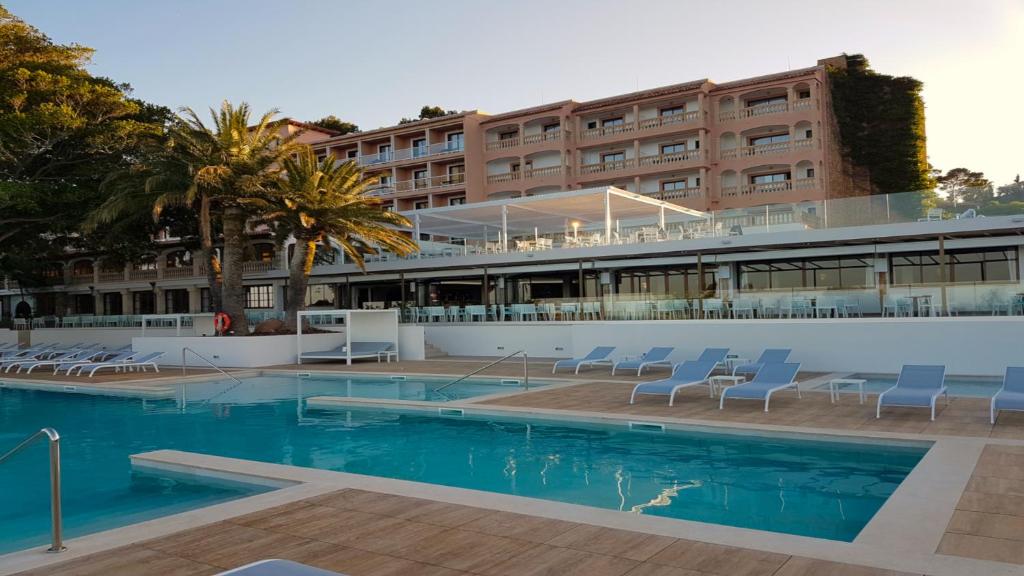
731,348,792,376
612,346,675,376
552,346,615,374
630,360,718,405
673,347,729,375
990,367,1024,424
217,559,344,575
876,365,947,421
719,362,802,412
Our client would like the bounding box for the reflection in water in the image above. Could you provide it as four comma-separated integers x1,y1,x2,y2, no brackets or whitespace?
630,480,703,514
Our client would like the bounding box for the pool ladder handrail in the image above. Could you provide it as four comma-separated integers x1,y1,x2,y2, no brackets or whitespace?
181,346,241,385
0,427,65,553
436,349,529,392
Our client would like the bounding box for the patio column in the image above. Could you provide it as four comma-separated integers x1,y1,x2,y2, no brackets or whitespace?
413,213,421,259
604,190,612,244
501,205,509,252
659,206,666,230
938,235,947,316
120,290,132,315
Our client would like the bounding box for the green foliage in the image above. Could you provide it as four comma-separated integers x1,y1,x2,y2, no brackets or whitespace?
308,115,359,135
827,54,934,196
398,105,458,124
0,5,170,282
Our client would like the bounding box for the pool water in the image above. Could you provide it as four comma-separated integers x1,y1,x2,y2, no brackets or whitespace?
0,382,927,553
185,373,542,403
833,374,1003,398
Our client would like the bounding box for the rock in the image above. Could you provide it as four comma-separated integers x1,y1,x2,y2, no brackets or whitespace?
253,319,285,334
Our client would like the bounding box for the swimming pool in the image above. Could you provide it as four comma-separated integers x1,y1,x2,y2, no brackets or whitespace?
184,373,543,404
0,381,927,553
827,373,1003,398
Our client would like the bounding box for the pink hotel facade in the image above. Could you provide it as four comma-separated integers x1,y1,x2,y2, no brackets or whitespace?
308,56,861,213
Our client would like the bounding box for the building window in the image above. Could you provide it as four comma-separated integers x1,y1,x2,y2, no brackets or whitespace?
447,164,465,185
798,90,811,99
378,173,393,186
804,129,813,139
165,250,190,269
252,244,276,263
891,249,1018,285
749,133,790,146
412,138,427,157
661,143,686,155
414,200,429,210
448,196,466,206
377,143,392,159
805,168,815,179
446,132,464,151
499,131,517,140
751,172,790,184
164,289,189,314
586,120,598,130
245,285,274,309
695,177,701,186
739,257,875,291
346,150,358,159
746,95,787,107
200,288,212,312
601,151,625,164
413,169,428,188
660,105,685,116
601,117,624,127
661,180,688,191
133,291,155,315
305,284,335,307
419,233,431,241
543,123,560,133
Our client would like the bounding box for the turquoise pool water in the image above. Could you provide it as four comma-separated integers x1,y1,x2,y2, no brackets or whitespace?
183,373,542,403
833,374,1003,398
0,380,927,553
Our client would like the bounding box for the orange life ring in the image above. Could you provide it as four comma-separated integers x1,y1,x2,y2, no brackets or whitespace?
213,312,231,335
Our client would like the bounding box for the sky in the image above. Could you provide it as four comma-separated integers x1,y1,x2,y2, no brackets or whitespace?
7,0,1024,185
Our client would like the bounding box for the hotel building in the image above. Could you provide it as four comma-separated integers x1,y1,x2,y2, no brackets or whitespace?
2,56,1023,325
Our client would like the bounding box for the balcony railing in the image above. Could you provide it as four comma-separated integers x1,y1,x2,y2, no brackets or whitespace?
581,122,635,140
68,274,93,285
653,186,705,200
637,149,704,167
721,138,815,160
579,158,635,175
128,268,157,281
637,111,700,130
99,271,125,283
522,131,562,145
162,267,198,279
717,98,817,122
242,261,275,274
487,166,564,184
485,137,520,151
721,178,818,197
340,141,464,168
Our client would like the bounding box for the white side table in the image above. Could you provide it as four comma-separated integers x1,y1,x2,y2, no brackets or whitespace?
829,378,866,404
724,357,750,373
377,350,398,363
710,375,745,397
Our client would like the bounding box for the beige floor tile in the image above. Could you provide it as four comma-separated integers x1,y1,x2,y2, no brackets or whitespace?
480,543,639,576
772,556,919,576
389,527,534,572
547,524,677,561
936,532,1024,564
956,491,1024,516
14,547,218,576
459,510,579,543
620,564,708,576
945,509,1024,541
647,539,789,576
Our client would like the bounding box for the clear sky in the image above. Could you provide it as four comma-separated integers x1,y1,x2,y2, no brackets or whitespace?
7,0,1023,185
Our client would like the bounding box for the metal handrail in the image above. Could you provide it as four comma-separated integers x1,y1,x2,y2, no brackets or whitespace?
437,349,529,392
181,347,241,384
0,427,64,552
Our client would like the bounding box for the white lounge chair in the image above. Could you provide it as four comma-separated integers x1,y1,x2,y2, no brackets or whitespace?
719,363,802,412
630,360,718,405
552,346,615,374
876,365,947,421
81,351,164,377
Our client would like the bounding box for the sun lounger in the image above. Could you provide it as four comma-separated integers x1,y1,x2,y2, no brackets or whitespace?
731,348,792,376
65,350,136,375
81,351,164,377
217,559,344,575
612,347,675,376
991,367,1024,424
719,362,802,412
876,365,947,421
672,347,729,375
300,342,396,364
552,346,616,374
630,360,718,405
13,350,88,374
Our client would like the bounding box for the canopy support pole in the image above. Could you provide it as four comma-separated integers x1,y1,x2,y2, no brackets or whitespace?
604,190,612,245
501,205,509,252
413,213,421,259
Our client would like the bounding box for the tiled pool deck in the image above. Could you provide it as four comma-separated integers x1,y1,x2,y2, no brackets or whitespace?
5,358,1024,575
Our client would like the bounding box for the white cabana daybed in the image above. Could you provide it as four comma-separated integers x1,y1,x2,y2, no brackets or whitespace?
296,309,400,365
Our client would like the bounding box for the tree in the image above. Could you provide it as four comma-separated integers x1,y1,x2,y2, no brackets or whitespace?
263,147,417,330
0,5,171,288
936,167,992,209
996,175,1024,202
308,115,359,135
398,105,458,124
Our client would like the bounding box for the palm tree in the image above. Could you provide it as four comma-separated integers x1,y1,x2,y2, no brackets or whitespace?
265,146,417,330
92,101,303,335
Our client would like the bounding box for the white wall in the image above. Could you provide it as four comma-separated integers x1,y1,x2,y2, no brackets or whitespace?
0,331,19,346
424,317,1024,376
132,333,346,368
20,327,188,349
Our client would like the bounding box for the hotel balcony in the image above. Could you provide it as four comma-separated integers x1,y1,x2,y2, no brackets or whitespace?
720,138,815,160
717,96,817,122
484,130,563,151
344,141,464,168
580,149,705,177
721,177,818,197
486,165,565,185
367,173,466,198
579,109,701,142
